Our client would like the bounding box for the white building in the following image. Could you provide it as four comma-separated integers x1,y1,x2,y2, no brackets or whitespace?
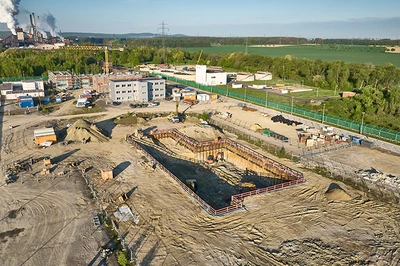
0,80,45,100
109,77,166,102
195,65,227,86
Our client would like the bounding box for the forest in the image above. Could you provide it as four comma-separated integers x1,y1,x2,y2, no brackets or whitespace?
0,46,399,130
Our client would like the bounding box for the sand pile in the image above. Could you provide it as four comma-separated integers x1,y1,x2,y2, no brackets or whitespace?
325,183,352,201
179,124,224,141
65,119,109,143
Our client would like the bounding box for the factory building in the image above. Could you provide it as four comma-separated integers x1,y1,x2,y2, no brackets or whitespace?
196,65,227,86
0,80,45,100
109,77,165,102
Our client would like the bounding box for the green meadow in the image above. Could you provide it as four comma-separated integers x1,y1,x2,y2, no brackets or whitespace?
183,45,400,67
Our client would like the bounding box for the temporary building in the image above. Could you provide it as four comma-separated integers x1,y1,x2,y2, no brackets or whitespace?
19,96,34,108
34,127,57,146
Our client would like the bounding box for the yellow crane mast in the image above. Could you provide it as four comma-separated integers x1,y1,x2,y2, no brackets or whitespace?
63,45,109,74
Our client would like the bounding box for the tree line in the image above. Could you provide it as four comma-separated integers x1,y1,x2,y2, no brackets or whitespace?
0,46,399,130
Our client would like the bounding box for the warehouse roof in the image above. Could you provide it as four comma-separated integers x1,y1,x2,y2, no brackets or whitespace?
34,128,56,138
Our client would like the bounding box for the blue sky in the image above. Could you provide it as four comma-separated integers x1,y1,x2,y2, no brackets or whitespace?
3,0,400,38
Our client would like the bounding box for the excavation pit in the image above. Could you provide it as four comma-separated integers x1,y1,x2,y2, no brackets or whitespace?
127,129,304,216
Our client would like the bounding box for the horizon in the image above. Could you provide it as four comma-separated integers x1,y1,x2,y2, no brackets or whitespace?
1,0,400,38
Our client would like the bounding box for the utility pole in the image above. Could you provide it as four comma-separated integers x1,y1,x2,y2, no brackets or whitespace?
245,37,248,54
322,103,326,123
158,21,169,64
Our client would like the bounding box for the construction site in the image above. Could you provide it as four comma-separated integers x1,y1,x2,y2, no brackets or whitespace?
1,94,400,265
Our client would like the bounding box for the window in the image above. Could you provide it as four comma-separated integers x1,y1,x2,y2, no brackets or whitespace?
116,97,120,100
150,89,153,91
155,89,159,91
142,92,146,94
116,91,120,94
128,96,131,99
122,97,124,100
128,84,132,87
133,84,137,86
127,90,132,93
155,82,158,85
122,84,126,87
122,91,126,93
116,85,120,87
133,90,137,92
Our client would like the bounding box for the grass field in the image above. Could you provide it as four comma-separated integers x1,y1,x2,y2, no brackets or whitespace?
183,45,400,67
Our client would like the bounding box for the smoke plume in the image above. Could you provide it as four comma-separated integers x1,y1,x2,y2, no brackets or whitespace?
0,0,21,35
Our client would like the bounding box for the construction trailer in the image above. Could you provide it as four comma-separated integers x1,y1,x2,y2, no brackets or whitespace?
33,128,57,146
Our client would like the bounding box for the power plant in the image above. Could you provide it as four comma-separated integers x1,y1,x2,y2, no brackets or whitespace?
1,12,65,48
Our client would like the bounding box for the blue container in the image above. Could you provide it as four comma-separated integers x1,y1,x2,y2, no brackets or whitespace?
43,97,51,104
19,96,34,108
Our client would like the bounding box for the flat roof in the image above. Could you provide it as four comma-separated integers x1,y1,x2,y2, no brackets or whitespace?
110,77,163,83
7,89,44,94
0,83,12,90
34,128,55,137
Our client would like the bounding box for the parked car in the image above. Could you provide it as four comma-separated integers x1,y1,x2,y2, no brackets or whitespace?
129,103,137,108
170,116,180,123
150,102,160,106
112,101,121,106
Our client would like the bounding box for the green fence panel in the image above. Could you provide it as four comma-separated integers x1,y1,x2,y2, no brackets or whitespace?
150,72,400,142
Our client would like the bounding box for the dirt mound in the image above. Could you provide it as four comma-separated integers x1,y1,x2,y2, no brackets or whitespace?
325,183,351,201
65,119,109,143
178,124,224,141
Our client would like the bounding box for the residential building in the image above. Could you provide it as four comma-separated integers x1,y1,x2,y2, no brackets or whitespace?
92,72,145,93
48,71,72,89
109,77,166,102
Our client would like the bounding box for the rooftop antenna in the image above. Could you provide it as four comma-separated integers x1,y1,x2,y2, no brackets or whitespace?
158,21,169,64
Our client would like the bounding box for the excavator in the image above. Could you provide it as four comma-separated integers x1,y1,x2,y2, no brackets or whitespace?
239,182,256,192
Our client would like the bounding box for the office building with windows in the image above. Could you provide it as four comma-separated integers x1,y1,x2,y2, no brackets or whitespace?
109,77,165,102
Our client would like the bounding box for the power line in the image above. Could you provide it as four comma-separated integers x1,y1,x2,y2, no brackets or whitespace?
158,21,169,64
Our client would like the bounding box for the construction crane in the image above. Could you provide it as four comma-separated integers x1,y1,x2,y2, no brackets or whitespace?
63,45,109,74
197,50,203,65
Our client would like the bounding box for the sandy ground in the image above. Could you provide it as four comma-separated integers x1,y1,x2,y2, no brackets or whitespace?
385,46,400,53
1,96,400,265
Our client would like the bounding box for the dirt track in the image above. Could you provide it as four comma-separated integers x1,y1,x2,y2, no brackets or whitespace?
1,98,399,265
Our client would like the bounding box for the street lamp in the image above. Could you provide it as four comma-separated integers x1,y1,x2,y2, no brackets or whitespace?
291,96,294,115
226,83,229,97
360,112,365,134
244,87,247,102
265,89,269,107
316,87,319,98
322,103,326,123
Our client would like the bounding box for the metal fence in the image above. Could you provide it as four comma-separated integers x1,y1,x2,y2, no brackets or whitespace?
154,73,400,143
126,133,304,216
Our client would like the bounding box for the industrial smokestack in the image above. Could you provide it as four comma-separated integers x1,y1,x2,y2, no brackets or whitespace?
0,0,22,35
